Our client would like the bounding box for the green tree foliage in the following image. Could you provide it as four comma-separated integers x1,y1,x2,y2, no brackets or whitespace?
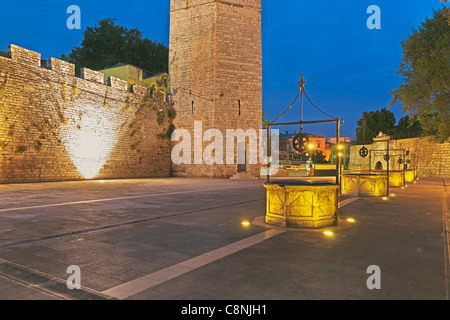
394,115,423,138
356,109,423,142
61,18,168,75
262,111,269,128
355,108,396,143
311,150,328,164
390,7,450,143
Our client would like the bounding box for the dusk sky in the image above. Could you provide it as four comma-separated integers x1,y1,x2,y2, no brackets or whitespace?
0,0,445,139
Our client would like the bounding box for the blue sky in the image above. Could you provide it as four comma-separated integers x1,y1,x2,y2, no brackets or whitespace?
0,0,444,139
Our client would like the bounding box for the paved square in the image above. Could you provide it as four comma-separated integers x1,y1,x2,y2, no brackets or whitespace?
0,177,448,300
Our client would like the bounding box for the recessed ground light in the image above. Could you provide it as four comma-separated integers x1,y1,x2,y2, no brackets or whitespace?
241,221,250,227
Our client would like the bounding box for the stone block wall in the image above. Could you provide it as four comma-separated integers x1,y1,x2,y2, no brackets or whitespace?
0,44,173,183
169,0,263,178
348,136,450,178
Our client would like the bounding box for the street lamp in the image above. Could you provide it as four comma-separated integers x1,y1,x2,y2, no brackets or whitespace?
337,144,343,158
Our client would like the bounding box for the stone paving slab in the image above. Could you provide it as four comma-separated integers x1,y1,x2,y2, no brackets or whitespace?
0,177,448,301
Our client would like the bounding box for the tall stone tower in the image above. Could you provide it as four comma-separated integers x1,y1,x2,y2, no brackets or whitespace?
169,0,263,178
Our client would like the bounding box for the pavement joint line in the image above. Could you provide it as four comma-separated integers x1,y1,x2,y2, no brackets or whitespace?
101,228,286,300
0,257,110,300
0,272,71,300
0,198,266,249
0,186,242,213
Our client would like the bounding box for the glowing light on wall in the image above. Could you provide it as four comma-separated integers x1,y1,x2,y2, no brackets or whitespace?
61,104,119,179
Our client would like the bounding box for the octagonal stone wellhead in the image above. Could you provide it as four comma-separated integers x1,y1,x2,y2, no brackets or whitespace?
341,173,389,197
264,180,339,229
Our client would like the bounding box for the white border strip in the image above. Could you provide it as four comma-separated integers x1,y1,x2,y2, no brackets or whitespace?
102,229,285,299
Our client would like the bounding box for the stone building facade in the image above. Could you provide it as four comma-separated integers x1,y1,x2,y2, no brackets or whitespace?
169,0,263,178
0,45,172,183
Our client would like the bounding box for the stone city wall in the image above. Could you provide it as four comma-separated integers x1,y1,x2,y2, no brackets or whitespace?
0,44,172,183
348,136,450,178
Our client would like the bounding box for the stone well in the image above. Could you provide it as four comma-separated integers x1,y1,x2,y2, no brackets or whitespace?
264,180,339,229
341,173,388,197
386,170,416,187
405,170,417,183
388,171,404,187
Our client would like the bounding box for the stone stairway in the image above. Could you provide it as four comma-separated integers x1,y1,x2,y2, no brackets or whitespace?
230,172,259,180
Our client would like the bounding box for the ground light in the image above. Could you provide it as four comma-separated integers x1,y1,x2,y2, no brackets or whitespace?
346,218,356,223
241,221,251,227
382,197,389,200
323,231,334,237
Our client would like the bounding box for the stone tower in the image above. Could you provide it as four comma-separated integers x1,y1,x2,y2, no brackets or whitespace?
169,0,263,178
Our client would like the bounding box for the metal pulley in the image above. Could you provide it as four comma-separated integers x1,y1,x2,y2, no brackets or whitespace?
359,146,368,158
292,133,308,153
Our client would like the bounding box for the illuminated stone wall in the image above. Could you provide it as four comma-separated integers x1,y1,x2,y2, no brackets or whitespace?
0,45,172,183
169,0,263,178
348,135,450,178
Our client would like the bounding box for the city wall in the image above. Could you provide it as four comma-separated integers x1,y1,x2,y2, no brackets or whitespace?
348,136,450,178
0,45,172,183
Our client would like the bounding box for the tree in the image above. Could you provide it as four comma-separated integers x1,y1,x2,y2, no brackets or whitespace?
393,115,422,138
311,150,328,163
355,108,396,143
390,7,450,143
61,18,168,75
262,111,269,128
